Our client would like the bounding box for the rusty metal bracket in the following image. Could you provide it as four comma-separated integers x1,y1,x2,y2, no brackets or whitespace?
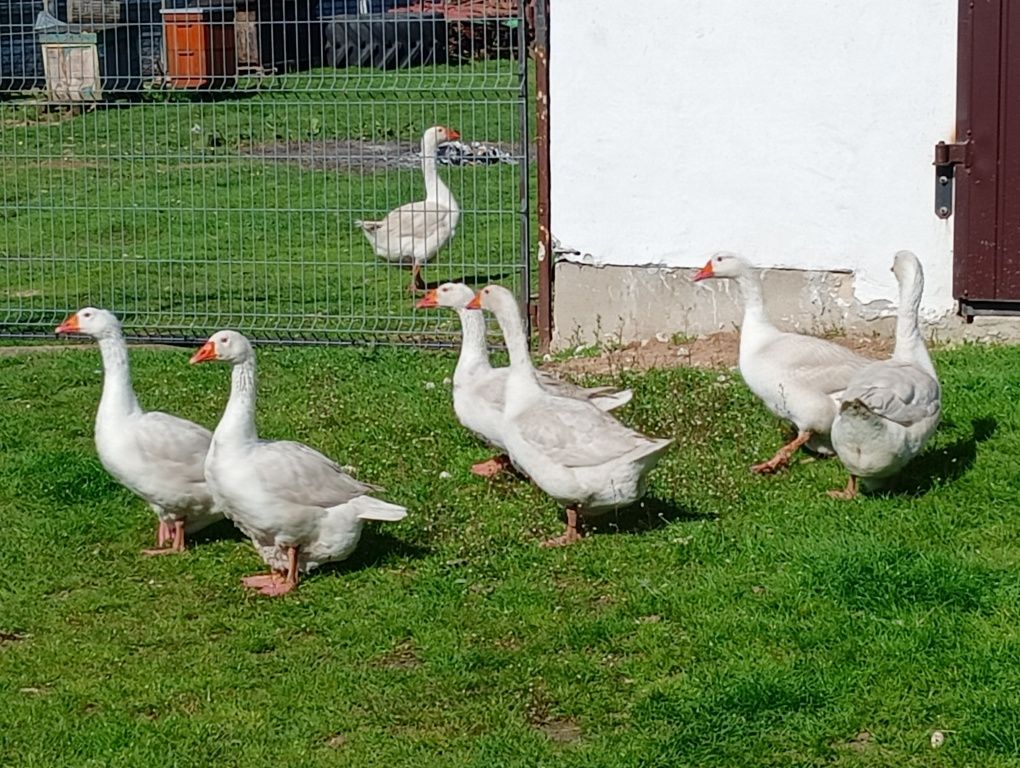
933,139,971,219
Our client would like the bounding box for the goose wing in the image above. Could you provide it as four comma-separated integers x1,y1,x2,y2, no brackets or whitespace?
514,396,666,469
251,440,380,509
843,362,941,426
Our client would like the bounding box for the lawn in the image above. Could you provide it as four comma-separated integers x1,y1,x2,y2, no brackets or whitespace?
0,61,531,342
2,339,1020,766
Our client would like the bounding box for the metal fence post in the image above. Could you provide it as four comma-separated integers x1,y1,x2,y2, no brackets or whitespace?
532,0,552,353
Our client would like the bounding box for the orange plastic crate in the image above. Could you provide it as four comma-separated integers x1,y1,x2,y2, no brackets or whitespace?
160,6,236,88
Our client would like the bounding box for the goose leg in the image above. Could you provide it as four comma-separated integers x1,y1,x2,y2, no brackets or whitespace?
751,430,813,474
827,475,858,500
408,263,425,294
540,507,584,548
259,546,299,596
171,520,186,552
143,520,180,556
471,454,514,477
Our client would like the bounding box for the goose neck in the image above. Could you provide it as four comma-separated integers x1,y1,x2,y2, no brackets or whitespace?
892,269,936,378
735,270,769,328
453,307,491,381
96,334,141,418
421,136,454,205
493,302,541,392
216,357,259,446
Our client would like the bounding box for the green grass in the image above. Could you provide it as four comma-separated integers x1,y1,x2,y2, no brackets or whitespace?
2,340,1020,766
0,62,533,340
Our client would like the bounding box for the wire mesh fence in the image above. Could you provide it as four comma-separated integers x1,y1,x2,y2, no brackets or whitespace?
0,0,531,345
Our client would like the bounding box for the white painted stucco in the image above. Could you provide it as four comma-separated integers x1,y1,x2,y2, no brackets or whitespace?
550,1,959,321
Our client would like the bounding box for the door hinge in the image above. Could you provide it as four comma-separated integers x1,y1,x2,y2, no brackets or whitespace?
933,140,971,219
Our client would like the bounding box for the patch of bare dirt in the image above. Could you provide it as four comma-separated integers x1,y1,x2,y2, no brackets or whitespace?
535,717,583,744
243,138,421,173
324,732,348,749
242,137,529,173
544,331,894,377
34,159,103,171
528,686,583,744
374,639,421,670
0,630,29,645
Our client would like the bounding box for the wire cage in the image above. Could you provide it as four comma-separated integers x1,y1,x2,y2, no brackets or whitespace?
0,0,532,346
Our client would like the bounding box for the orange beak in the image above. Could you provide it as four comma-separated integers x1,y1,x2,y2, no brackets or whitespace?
55,313,80,334
415,289,439,309
446,128,461,141
189,341,218,364
692,260,715,282
466,292,482,310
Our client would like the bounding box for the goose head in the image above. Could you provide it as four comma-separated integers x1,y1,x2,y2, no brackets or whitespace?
466,284,515,312
416,282,478,310
692,252,751,282
425,125,460,146
55,307,122,339
892,250,922,283
190,330,254,366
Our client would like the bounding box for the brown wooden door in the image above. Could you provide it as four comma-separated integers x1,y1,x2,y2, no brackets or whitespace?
953,0,1020,316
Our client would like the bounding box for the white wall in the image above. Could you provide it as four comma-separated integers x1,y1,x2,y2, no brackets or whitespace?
550,1,959,319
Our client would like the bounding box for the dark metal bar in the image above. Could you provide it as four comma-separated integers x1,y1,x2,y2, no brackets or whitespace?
518,0,532,338
532,0,553,353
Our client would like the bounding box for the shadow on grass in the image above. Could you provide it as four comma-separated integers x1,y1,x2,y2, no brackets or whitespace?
885,416,997,497
192,518,249,545
585,496,718,537
317,530,430,578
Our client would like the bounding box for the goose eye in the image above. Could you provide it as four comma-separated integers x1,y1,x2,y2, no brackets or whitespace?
219,336,229,344
83,311,92,317
715,256,722,262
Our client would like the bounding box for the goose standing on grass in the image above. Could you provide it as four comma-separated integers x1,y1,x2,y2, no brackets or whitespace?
356,125,461,294
828,251,941,499
55,308,221,554
416,282,632,476
469,285,672,546
693,252,872,474
191,331,406,596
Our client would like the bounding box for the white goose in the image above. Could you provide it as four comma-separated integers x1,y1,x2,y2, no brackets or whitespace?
828,251,941,498
693,252,872,473
356,125,461,294
470,285,673,546
55,308,221,554
191,330,406,596
416,282,633,476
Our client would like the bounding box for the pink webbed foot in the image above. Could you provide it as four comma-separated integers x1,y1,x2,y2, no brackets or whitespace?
471,454,514,478
539,528,584,548
258,581,297,597
827,475,859,500
241,572,286,589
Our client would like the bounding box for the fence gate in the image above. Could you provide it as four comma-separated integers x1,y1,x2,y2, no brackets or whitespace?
0,0,531,345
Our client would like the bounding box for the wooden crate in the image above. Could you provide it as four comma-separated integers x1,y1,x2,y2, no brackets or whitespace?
39,25,141,100
234,0,316,74
68,0,122,25
40,33,102,100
